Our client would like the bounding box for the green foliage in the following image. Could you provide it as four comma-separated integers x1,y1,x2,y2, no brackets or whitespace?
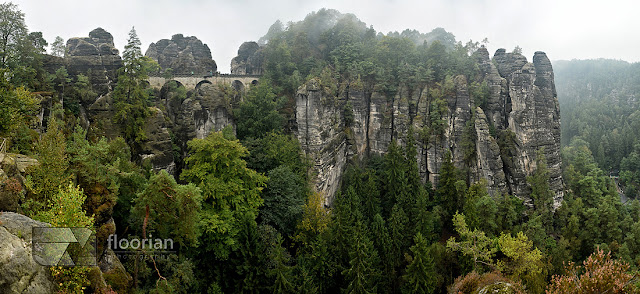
25,108,69,214
556,59,640,174
294,191,331,248
234,81,285,140
496,232,545,293
180,131,267,259
470,80,490,111
0,2,27,68
132,170,202,247
437,151,461,229
243,131,308,177
446,212,496,272
113,27,150,153
36,183,94,294
36,182,94,228
0,78,40,137
50,266,91,294
528,150,554,218
50,36,65,57
66,125,144,225
496,193,524,234
402,232,436,294
621,141,640,198
342,221,380,294
464,184,498,237
261,165,306,235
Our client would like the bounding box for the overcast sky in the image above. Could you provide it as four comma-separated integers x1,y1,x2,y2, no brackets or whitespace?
12,0,640,73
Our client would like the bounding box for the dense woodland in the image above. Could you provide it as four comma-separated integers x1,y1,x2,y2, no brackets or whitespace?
2,4,640,294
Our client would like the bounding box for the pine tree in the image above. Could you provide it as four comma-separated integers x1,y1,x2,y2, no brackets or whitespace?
390,204,410,268
371,213,394,293
414,188,437,242
342,221,380,294
402,233,436,294
50,36,65,57
360,170,381,224
527,149,555,233
113,27,149,156
437,151,460,230
384,140,409,216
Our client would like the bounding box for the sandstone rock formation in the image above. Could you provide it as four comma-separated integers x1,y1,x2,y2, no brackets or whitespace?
295,48,563,207
145,34,217,75
0,212,55,293
65,28,122,96
160,82,235,173
230,41,263,75
139,107,176,174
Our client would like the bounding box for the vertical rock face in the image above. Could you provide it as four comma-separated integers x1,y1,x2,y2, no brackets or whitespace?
0,213,55,294
65,28,122,96
502,51,563,207
230,42,264,75
295,48,563,207
296,80,347,205
140,107,176,174
145,34,217,75
154,82,235,174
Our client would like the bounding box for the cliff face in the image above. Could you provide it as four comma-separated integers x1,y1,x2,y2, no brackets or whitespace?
295,48,563,207
145,34,217,75
230,42,263,75
65,28,122,96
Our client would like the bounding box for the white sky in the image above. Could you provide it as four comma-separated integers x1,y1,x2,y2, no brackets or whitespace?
12,0,640,73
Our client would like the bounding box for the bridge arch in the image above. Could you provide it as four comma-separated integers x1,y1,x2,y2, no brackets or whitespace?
160,80,186,97
232,80,245,92
195,80,213,90
251,80,259,86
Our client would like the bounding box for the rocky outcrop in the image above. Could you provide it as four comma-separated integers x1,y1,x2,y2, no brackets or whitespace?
230,42,263,75
296,80,348,204
170,83,235,167
65,28,122,96
140,108,175,174
0,154,37,212
295,48,563,207
145,34,217,75
0,212,55,293
503,50,563,207
145,81,236,174
86,93,120,140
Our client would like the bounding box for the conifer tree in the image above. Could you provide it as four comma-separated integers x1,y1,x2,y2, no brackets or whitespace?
402,233,436,294
371,213,394,293
384,140,409,216
390,204,410,268
113,27,149,155
437,151,460,229
342,221,380,294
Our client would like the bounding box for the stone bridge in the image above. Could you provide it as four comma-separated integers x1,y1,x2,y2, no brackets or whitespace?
148,74,261,92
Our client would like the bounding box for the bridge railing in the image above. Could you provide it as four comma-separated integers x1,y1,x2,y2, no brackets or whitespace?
149,73,262,79
0,137,6,155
